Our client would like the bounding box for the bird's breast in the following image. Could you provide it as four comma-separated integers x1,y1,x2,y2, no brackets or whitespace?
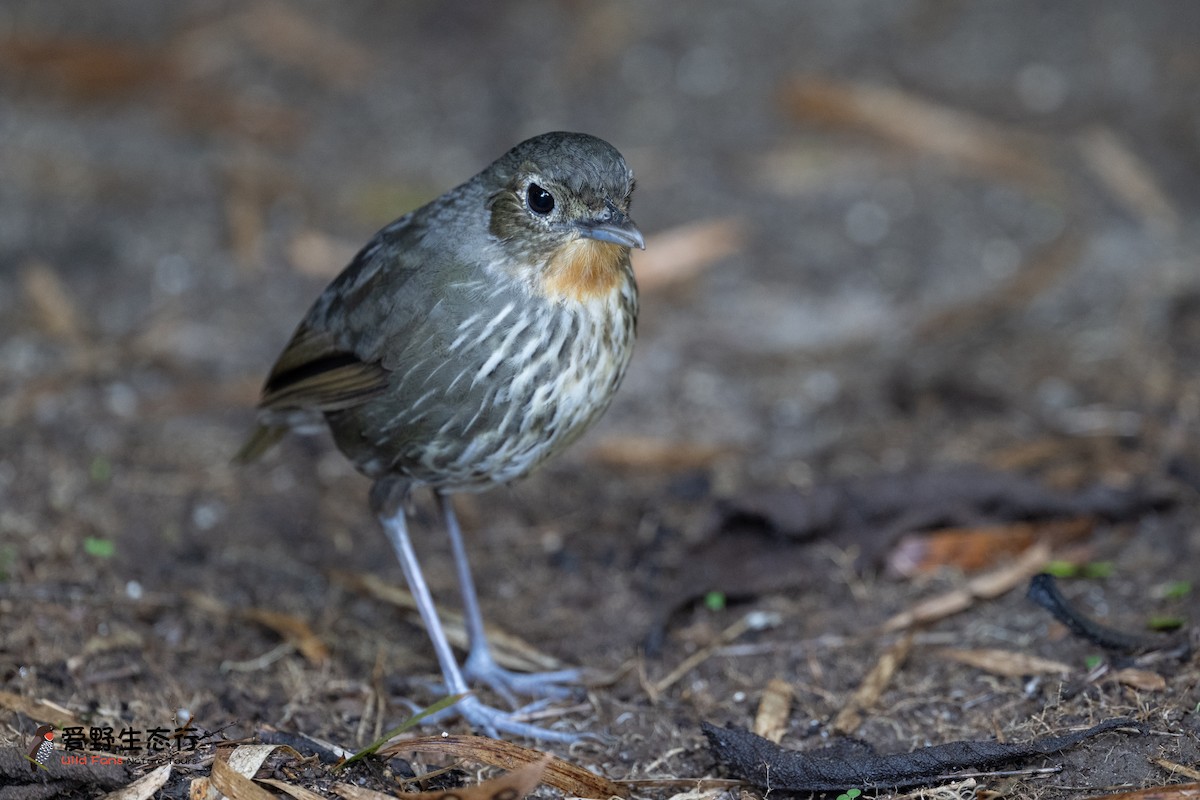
344,254,636,490
536,238,629,303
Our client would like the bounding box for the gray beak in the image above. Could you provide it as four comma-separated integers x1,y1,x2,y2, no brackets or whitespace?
575,203,646,250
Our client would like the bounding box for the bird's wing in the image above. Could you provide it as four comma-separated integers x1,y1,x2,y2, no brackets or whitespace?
256,323,389,413
255,221,430,414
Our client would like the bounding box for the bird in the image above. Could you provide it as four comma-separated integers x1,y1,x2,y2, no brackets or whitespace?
28,725,54,771
238,131,642,740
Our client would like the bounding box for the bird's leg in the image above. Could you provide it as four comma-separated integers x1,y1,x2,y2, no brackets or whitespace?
437,492,584,702
379,506,577,742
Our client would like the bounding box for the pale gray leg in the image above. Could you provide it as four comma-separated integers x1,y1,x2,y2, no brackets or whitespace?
379,504,578,741
437,492,583,700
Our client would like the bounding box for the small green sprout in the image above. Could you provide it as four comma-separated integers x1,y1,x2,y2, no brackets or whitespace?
1147,615,1185,631
1160,581,1191,600
704,591,727,612
338,693,466,769
83,537,115,558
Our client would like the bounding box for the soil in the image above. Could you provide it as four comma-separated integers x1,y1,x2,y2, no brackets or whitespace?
2,2,1199,798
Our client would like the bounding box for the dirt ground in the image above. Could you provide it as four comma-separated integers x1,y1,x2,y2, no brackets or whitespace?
2,2,1200,798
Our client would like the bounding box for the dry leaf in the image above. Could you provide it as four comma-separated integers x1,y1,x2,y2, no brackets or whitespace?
259,778,329,800
888,518,1092,578
210,756,277,800
832,633,913,734
936,648,1072,677
632,217,743,292
394,755,550,800
0,689,83,729
1080,780,1200,799
189,777,217,800
1153,762,1200,783
22,261,84,341
333,786,403,800
881,541,1052,633
1078,127,1178,234
752,678,794,743
241,609,330,665
782,76,1055,189
226,744,284,779
382,735,627,799
1114,668,1167,692
100,763,172,800
1152,760,1200,782
0,35,166,100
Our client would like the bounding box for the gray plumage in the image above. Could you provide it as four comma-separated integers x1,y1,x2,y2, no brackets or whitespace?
240,131,639,500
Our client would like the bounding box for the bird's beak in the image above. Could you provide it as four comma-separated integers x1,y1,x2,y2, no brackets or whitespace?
575,203,645,250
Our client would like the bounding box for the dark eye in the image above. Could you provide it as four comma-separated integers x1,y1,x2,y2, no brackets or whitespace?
526,183,555,215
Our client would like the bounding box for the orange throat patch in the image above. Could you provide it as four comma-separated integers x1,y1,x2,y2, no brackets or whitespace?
538,237,627,302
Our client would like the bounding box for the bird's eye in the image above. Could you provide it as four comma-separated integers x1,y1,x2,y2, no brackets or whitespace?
526,183,555,215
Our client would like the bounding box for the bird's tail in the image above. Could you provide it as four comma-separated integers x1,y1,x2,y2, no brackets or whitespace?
233,425,287,464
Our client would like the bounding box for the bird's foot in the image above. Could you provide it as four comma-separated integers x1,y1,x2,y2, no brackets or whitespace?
463,649,584,705
423,693,583,743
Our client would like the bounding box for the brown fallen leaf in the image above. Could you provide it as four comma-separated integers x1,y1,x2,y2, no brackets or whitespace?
1081,780,1200,799
226,744,288,781
241,608,330,665
888,518,1093,578
880,540,1052,633
0,689,83,729
333,786,407,800
396,755,549,800
832,633,913,735
0,34,167,100
381,735,627,799
1113,668,1167,692
209,757,276,800
782,76,1057,190
1078,127,1178,235
1152,760,1200,782
936,647,1072,677
21,261,85,341
97,763,172,800
632,217,743,293
753,678,794,743
258,778,329,800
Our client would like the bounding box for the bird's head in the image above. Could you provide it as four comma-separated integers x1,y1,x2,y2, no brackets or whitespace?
485,132,642,302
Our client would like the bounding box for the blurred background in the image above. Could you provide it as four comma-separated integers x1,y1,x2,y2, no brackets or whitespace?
2,0,1199,789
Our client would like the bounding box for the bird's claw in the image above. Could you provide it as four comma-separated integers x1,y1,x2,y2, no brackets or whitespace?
463,654,585,706
424,694,582,743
